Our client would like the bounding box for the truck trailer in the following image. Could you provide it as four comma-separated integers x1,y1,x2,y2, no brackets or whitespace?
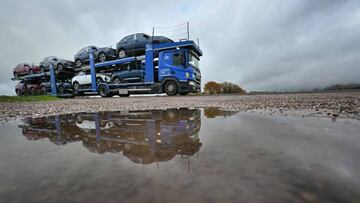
72,40,202,97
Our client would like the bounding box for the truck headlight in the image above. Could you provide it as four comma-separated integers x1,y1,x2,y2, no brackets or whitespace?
189,81,196,86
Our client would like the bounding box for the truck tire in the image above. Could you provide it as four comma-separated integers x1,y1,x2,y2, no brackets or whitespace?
98,84,112,97
164,81,178,96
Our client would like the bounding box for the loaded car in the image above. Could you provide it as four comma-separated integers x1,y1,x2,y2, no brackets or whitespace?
71,71,111,90
13,63,41,77
111,62,145,84
74,46,116,67
111,70,145,84
39,56,75,72
40,81,73,94
116,33,173,58
15,80,42,96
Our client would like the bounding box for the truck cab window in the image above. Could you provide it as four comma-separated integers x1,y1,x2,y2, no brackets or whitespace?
172,52,185,67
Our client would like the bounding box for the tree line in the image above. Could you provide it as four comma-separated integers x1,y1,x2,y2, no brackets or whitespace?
204,81,246,94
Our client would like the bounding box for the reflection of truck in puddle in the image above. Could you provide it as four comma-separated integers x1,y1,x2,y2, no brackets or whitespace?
19,108,201,166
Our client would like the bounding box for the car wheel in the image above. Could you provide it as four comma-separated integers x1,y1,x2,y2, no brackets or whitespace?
164,81,178,96
75,60,82,67
118,49,126,58
57,63,63,69
73,81,80,90
58,86,64,94
41,86,47,94
96,77,104,84
99,52,106,62
113,77,121,84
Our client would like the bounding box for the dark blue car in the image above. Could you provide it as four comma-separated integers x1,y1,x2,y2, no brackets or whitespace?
116,33,173,58
111,70,145,84
40,81,73,94
74,46,116,67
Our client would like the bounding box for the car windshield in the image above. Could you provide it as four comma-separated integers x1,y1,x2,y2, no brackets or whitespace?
189,53,199,69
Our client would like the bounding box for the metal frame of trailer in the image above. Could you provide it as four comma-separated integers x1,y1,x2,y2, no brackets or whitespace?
75,40,202,96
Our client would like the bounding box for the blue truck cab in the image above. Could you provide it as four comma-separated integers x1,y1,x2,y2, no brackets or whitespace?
157,47,201,95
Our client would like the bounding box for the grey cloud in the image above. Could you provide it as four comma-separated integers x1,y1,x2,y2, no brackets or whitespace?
0,0,360,95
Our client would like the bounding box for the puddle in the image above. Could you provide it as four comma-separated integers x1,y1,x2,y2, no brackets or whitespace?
0,108,360,202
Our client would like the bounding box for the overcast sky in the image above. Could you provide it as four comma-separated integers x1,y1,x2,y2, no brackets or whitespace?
1,0,360,95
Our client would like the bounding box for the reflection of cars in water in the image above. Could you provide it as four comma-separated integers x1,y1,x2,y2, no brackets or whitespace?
19,109,201,165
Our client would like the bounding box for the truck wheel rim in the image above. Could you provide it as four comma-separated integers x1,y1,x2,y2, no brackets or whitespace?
167,84,175,92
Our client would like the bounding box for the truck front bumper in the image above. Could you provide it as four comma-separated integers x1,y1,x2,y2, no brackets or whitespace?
179,80,201,93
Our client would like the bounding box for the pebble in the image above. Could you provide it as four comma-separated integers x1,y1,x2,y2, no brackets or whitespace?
0,92,359,121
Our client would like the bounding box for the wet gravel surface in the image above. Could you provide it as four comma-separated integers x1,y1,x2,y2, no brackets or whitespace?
0,91,359,121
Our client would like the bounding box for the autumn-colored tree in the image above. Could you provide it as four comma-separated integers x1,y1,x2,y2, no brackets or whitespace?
221,82,246,94
204,81,222,94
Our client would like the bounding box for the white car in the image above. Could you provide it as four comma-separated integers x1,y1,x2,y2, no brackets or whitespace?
71,71,111,89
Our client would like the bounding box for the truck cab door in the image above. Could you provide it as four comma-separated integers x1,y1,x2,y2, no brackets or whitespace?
159,50,188,81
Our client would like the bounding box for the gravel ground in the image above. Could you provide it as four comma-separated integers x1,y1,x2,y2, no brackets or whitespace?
0,91,359,121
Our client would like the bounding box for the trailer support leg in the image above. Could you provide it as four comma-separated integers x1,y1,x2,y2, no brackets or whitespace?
89,52,97,92
50,64,57,96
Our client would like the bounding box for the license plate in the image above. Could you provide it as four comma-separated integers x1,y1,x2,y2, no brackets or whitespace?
119,89,128,95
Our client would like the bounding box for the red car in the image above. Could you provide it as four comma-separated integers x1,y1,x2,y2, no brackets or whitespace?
13,63,41,77
15,81,42,96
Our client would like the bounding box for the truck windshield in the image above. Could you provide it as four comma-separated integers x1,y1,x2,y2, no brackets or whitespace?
189,54,199,69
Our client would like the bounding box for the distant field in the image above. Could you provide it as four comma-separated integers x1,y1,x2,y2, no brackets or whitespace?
0,95,60,102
